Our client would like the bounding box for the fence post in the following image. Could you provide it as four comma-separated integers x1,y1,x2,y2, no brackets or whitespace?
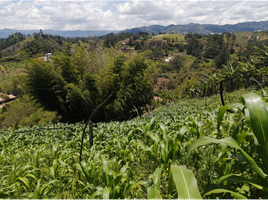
89,121,93,148
220,81,225,106
147,105,151,120
166,104,175,122
133,104,140,118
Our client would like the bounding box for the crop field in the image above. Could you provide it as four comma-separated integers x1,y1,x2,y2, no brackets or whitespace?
1,88,268,199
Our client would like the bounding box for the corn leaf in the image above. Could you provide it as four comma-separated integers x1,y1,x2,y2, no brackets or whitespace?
217,174,267,189
147,168,162,199
203,184,247,199
170,165,202,199
241,92,268,171
217,106,230,132
103,187,110,199
187,137,267,179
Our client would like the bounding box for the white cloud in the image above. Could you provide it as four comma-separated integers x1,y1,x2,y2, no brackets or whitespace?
0,0,268,31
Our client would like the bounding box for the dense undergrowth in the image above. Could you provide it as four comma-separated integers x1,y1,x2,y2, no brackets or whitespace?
1,87,268,199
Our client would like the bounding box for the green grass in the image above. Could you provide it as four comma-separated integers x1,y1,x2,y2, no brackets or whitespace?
234,31,268,47
24,37,34,42
153,33,185,42
0,61,25,93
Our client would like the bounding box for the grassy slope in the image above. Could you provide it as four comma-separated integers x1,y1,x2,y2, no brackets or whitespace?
152,33,186,41
0,61,25,93
4,37,33,52
234,31,268,47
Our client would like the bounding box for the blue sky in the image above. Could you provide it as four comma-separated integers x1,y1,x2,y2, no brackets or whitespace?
0,0,268,30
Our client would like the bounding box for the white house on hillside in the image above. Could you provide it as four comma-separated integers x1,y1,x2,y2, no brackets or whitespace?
44,53,52,61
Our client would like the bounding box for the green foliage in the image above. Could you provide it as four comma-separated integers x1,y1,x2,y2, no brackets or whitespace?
204,34,225,58
0,32,25,51
187,91,268,198
185,33,203,57
169,165,202,199
169,55,183,70
24,47,154,122
0,97,61,128
1,88,268,198
23,109,61,126
24,60,67,116
22,30,64,57
215,45,231,68
147,168,162,199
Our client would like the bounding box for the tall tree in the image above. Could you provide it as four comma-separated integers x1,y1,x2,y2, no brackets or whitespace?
214,45,231,68
204,34,225,58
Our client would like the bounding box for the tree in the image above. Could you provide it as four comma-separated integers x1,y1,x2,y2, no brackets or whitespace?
24,60,67,117
169,55,183,70
204,34,224,58
134,41,142,50
25,47,154,122
94,52,153,119
128,38,134,46
185,33,203,57
214,45,230,68
53,42,80,84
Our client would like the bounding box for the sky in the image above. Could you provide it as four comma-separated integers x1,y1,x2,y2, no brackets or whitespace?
0,0,268,31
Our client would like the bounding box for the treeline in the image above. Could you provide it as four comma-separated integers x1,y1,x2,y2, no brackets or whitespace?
0,32,25,52
22,30,65,57
0,30,94,58
100,31,150,47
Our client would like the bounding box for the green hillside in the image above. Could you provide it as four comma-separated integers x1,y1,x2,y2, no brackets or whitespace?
2,23,268,199
1,30,268,128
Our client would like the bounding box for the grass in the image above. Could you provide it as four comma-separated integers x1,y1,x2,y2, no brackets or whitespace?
0,61,25,93
24,37,34,42
234,31,268,47
153,34,186,42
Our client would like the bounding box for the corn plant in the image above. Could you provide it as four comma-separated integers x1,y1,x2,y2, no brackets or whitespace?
147,168,162,199
91,155,135,199
188,92,268,198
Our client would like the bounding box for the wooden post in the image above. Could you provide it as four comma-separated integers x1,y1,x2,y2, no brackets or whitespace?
147,105,151,120
220,81,225,106
133,104,140,118
166,104,175,122
79,88,116,163
38,127,41,145
89,121,93,148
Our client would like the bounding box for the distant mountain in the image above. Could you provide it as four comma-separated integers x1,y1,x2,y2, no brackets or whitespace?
1,20,268,38
121,21,268,35
0,29,119,38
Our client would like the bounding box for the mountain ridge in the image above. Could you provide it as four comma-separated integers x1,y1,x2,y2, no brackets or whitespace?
121,20,268,35
0,29,120,38
1,20,268,38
